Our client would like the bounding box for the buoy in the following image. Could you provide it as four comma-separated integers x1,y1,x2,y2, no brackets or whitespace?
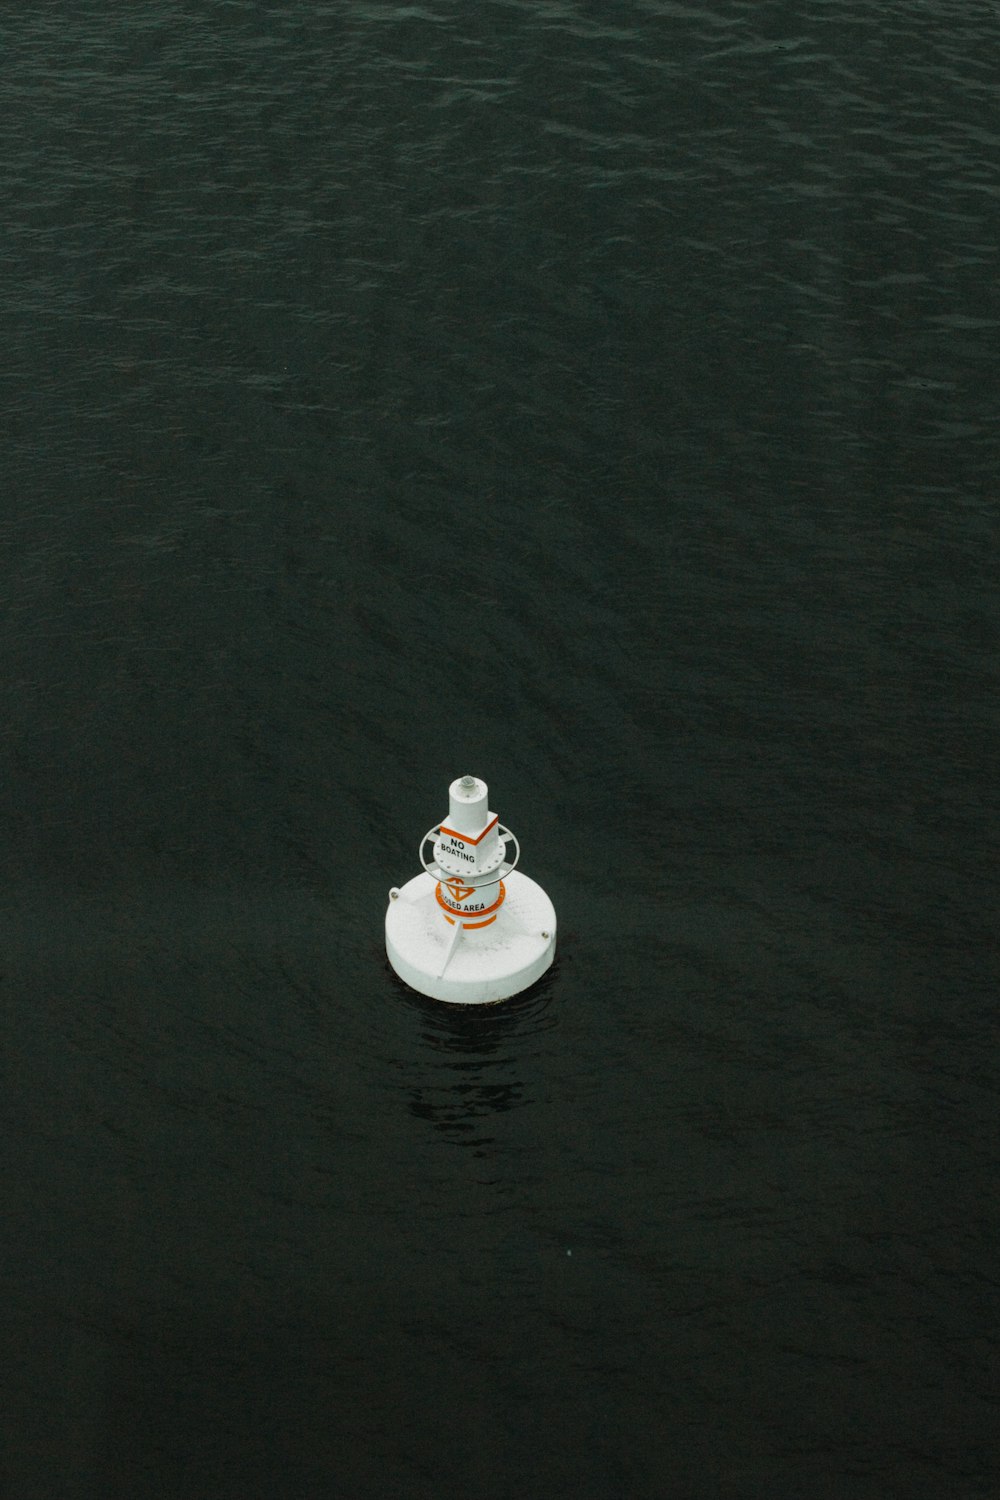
385,775,556,1004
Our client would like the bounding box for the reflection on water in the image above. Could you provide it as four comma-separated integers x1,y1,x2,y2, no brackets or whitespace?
393,968,559,1144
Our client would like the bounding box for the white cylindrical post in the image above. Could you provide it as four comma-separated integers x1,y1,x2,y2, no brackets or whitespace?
446,774,489,833
434,774,504,881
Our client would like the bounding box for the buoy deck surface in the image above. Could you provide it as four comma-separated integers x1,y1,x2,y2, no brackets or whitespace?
386,869,556,1004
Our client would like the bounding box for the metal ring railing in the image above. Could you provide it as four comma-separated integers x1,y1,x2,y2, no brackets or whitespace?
419,824,520,886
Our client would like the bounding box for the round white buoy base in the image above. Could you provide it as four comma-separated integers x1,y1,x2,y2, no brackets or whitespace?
386,870,556,1005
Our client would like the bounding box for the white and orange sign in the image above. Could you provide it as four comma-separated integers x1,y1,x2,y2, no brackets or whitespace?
437,813,499,869
436,877,507,928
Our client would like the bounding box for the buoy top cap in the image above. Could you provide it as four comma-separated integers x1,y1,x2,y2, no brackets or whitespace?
453,774,485,802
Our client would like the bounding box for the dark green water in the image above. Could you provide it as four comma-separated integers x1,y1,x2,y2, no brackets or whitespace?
2,3,998,1496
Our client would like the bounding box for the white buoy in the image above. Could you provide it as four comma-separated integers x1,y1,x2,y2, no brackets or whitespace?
385,775,556,1005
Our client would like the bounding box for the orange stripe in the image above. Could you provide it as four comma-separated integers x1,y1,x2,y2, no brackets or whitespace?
438,814,498,847
436,881,506,920
440,912,499,929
